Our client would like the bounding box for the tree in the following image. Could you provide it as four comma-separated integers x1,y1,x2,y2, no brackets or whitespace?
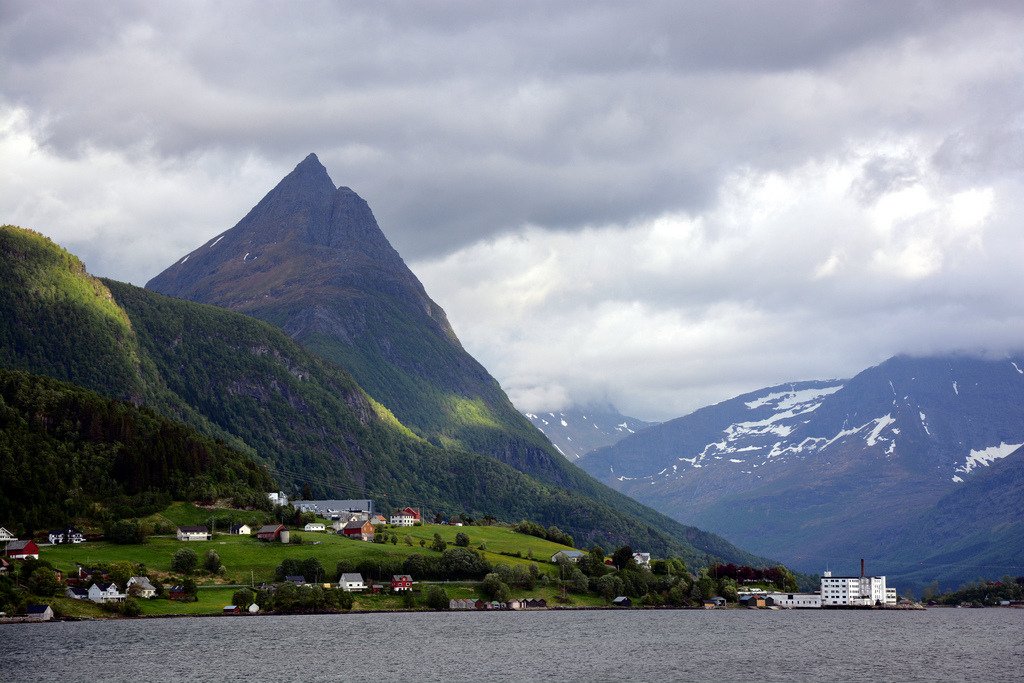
171,548,198,574
593,574,624,602
612,545,636,571
337,590,354,610
232,588,255,608
204,550,222,574
301,557,326,584
481,574,511,602
105,519,147,544
390,534,398,545
28,568,61,596
431,533,447,552
454,532,470,547
404,535,413,546
419,538,426,548
425,585,449,610
695,570,717,600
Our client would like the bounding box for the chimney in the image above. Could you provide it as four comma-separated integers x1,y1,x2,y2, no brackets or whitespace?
860,559,865,577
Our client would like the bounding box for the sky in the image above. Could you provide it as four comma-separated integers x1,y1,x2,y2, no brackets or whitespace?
3,1,1024,420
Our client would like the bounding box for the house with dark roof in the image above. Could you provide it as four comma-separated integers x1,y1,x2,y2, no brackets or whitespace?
26,604,54,621
65,586,90,600
612,596,632,607
0,527,15,543
339,573,366,592
48,527,85,544
5,539,39,560
176,526,210,541
127,576,157,598
342,520,374,541
284,575,306,586
88,582,126,604
229,524,252,536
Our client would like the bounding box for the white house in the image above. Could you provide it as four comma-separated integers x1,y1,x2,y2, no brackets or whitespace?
551,550,586,563
176,526,210,541
885,587,898,605
0,527,16,543
303,523,326,532
127,576,157,599
766,592,822,608
820,570,888,607
268,491,289,507
632,552,651,569
26,604,54,621
389,513,415,527
48,527,85,544
65,586,89,600
339,573,366,592
229,524,252,536
88,582,126,604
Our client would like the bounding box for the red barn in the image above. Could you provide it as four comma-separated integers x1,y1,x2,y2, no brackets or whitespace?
401,507,421,521
342,520,374,541
256,524,285,542
5,539,39,560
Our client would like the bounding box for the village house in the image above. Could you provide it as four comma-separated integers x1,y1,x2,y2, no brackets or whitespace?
65,586,89,600
612,596,632,607
26,604,54,621
176,526,210,541
551,550,585,563
820,563,888,607
391,574,413,592
0,527,15,543
229,524,252,536
632,552,651,569
168,586,189,601
127,576,157,599
256,524,286,542
370,514,388,526
0,558,10,575
284,575,306,586
5,539,39,560
339,573,366,592
342,520,374,541
390,507,421,526
88,582,126,604
703,596,727,608
303,523,326,532
268,491,289,507
222,605,241,615
48,527,85,544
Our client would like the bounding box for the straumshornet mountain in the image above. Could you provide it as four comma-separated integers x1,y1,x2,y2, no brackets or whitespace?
145,154,760,564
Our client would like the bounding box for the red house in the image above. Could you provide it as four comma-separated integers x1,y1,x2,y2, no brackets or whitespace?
5,539,39,560
342,520,374,542
256,524,285,542
401,507,421,521
391,574,414,592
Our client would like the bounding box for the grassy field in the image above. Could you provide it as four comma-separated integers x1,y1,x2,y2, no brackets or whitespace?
141,502,276,531
42,521,573,587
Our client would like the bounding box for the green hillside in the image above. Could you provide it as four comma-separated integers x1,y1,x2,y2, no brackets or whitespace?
0,224,763,566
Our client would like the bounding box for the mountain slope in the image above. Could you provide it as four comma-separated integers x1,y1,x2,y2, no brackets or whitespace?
524,404,656,460
581,356,1024,587
0,224,761,566
0,368,275,532
144,155,764,564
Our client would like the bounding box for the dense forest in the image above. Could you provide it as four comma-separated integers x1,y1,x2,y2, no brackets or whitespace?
0,369,275,532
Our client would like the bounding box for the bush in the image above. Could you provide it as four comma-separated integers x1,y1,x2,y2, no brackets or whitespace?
454,532,470,547
204,550,222,574
481,574,511,602
232,589,255,608
28,568,61,596
337,590,354,610
431,533,447,553
171,548,198,574
121,598,142,616
424,585,449,610
404,535,413,546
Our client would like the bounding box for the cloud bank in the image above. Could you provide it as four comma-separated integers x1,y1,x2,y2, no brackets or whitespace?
2,2,1024,418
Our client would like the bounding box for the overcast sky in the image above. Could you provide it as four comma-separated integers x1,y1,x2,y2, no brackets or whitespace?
3,2,1024,420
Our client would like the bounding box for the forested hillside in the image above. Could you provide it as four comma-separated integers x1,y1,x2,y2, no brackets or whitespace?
0,369,275,531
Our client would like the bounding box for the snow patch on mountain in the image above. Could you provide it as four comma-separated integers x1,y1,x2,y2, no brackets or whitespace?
954,442,1022,478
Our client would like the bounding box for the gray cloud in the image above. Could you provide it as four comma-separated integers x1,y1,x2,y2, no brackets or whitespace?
3,1,1024,419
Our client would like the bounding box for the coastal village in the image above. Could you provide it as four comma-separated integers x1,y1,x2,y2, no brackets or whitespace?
0,491,960,623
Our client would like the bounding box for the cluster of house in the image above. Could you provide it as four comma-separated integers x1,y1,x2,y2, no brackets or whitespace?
273,573,415,593
62,566,157,604
449,597,549,610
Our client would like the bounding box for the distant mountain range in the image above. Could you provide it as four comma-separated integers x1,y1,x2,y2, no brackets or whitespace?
523,405,655,460
581,355,1024,589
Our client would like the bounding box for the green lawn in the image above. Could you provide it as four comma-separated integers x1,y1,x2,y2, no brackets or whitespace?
142,502,274,531
138,587,240,616
42,522,574,587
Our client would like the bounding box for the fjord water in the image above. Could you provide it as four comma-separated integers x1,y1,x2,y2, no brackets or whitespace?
2,610,1021,682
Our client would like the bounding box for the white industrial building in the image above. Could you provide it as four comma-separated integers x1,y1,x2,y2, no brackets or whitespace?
820,563,888,607
766,592,822,608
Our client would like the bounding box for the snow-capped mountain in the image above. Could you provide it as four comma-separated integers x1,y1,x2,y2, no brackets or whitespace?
581,355,1024,588
523,404,655,460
